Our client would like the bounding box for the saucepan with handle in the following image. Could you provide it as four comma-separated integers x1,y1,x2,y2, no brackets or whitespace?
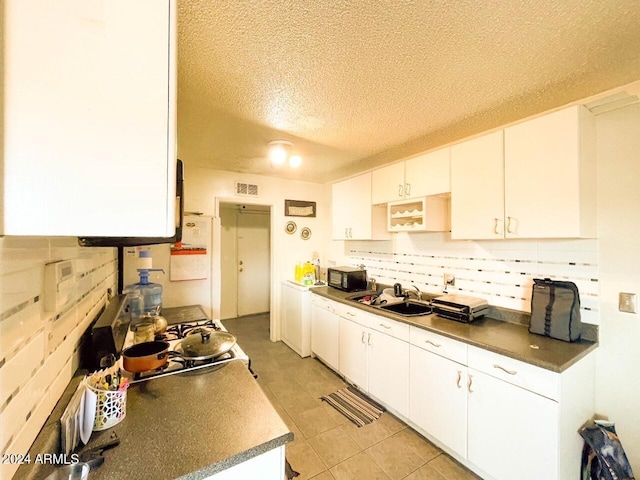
121,341,170,372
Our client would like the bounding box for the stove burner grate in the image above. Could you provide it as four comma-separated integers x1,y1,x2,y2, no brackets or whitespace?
160,320,222,341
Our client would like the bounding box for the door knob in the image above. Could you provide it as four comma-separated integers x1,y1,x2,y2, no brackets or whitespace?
239,261,243,265
239,268,243,272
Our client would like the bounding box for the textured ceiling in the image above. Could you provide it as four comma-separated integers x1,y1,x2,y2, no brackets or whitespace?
177,0,640,183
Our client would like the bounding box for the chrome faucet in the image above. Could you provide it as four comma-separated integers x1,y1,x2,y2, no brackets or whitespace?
410,284,422,301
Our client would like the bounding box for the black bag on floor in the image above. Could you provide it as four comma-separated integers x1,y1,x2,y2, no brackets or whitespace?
529,278,581,342
580,420,635,480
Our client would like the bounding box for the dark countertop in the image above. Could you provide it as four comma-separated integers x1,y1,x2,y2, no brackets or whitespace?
17,361,292,480
312,287,597,372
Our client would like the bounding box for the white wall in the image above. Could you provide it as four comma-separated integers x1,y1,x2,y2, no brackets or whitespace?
183,166,330,337
0,237,117,479
594,102,640,473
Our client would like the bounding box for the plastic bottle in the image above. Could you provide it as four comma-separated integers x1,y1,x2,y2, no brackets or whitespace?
295,262,304,283
124,251,164,314
126,291,145,325
302,262,315,286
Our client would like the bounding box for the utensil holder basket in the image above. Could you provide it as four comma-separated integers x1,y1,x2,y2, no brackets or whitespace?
88,385,127,431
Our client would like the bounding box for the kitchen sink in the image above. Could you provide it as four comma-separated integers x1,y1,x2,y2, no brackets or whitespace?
345,291,380,303
377,300,433,316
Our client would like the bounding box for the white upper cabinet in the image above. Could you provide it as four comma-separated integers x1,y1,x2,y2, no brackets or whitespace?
371,162,406,204
451,131,505,239
371,148,451,205
2,0,177,237
332,172,389,240
504,105,596,238
451,105,596,239
404,148,451,198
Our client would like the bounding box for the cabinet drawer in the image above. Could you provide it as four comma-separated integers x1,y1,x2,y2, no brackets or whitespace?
468,345,559,401
311,295,336,312
369,316,410,341
409,327,467,365
334,302,362,323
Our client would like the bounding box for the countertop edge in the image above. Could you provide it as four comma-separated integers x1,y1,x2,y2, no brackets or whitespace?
177,432,294,480
311,288,598,373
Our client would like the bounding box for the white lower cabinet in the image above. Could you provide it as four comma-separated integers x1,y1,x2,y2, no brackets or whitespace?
338,310,409,418
310,296,595,480
310,296,339,370
338,315,368,388
208,445,284,480
280,281,312,357
409,329,595,480
466,368,558,480
410,345,467,459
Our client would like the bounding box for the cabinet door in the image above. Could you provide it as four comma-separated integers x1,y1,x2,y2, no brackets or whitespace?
338,318,368,390
368,330,409,418
450,131,504,239
467,369,558,480
371,163,405,204
405,148,451,198
409,347,467,458
310,304,339,370
2,0,176,236
331,178,352,239
504,105,596,238
348,173,374,239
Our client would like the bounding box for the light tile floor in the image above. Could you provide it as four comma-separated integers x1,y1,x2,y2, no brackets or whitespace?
223,314,481,480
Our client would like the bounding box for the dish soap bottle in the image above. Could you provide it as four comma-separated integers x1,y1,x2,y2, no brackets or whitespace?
302,261,315,286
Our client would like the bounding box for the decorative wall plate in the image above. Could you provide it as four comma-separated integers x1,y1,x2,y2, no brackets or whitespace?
285,221,297,234
300,227,311,240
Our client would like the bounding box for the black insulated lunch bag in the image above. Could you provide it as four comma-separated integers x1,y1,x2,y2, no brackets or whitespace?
529,278,582,342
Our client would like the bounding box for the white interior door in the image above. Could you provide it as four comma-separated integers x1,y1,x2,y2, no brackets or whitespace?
237,209,271,316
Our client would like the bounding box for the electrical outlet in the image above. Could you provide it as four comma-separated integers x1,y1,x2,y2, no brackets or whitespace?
444,273,455,287
619,292,637,314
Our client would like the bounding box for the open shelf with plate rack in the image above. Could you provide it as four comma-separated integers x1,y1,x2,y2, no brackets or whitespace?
387,196,450,232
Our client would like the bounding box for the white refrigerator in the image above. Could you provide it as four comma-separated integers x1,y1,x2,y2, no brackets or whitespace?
123,215,214,318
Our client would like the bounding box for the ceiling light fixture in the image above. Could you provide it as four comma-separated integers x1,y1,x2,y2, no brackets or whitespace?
268,140,302,169
288,155,302,168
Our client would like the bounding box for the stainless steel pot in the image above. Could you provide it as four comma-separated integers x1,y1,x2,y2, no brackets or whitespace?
174,330,236,361
139,308,168,334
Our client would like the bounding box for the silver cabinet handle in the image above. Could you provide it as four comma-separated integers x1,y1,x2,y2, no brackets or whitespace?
405,183,411,197
494,218,501,235
425,339,441,348
456,370,463,389
467,374,474,393
349,227,352,238
398,184,403,197
346,311,356,317
506,216,514,234
493,364,517,375
379,323,391,330
367,333,372,346
361,331,366,344
345,228,348,238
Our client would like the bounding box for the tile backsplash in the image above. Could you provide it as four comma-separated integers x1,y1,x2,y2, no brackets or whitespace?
0,237,117,480
344,233,599,325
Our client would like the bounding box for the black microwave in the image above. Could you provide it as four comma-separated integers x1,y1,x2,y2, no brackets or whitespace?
327,267,367,292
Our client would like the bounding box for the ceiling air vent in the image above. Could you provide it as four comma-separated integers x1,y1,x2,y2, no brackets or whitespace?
235,182,260,197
